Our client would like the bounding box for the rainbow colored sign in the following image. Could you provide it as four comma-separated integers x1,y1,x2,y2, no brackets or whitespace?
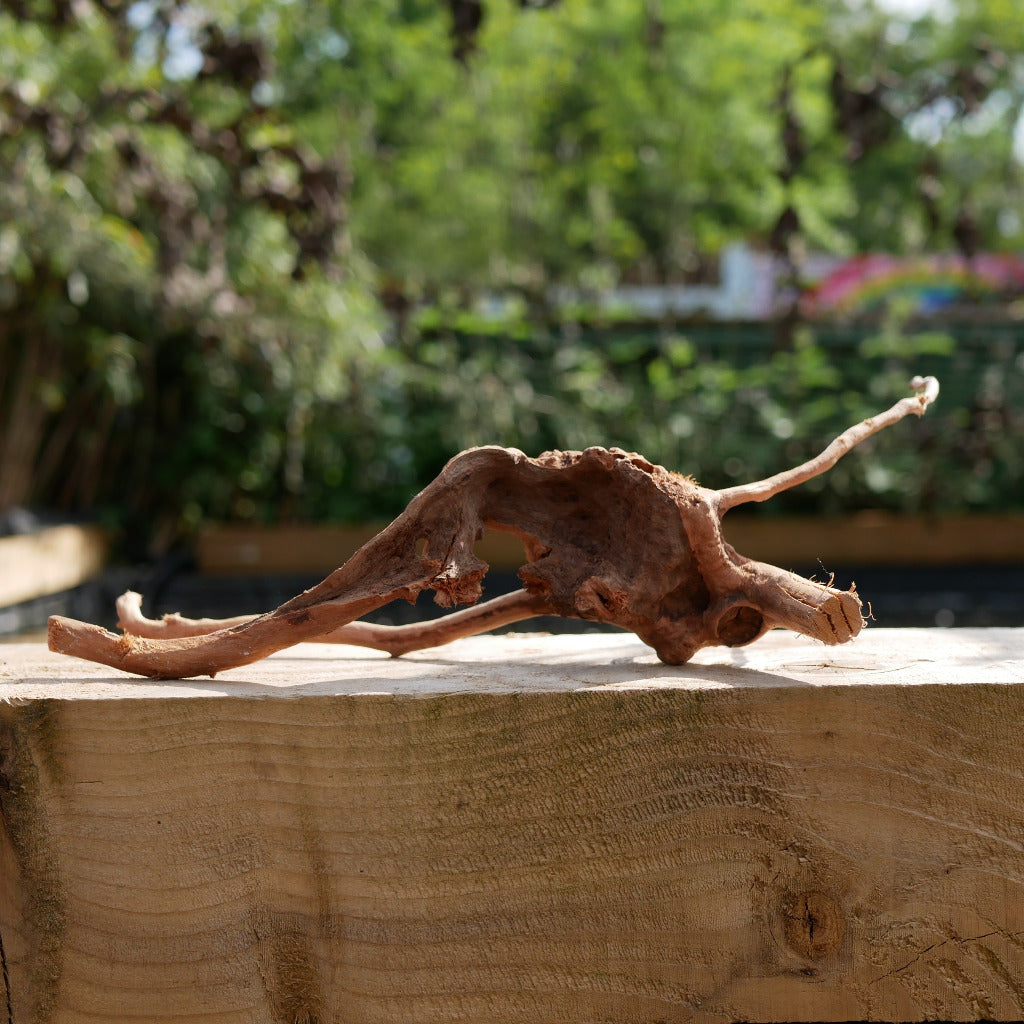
801,253,1024,317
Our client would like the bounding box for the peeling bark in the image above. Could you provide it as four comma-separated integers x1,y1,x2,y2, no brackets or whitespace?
49,377,938,678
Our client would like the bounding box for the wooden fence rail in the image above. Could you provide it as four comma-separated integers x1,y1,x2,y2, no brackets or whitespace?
1,628,1023,1023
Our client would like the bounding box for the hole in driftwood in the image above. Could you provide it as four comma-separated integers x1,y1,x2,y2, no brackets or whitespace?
717,605,764,646
473,528,528,570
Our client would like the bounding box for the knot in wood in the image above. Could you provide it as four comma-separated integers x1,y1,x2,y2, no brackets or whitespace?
782,891,846,960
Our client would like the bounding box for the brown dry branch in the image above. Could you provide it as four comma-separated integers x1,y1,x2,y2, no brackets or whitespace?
49,377,938,679
114,588,550,657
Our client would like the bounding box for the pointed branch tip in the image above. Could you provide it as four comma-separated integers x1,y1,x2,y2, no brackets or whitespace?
716,374,940,513
909,375,939,413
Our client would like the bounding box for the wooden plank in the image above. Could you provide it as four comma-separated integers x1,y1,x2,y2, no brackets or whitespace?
197,516,1024,575
0,526,108,606
723,512,1024,567
196,523,528,575
196,523,382,574
1,628,1023,1023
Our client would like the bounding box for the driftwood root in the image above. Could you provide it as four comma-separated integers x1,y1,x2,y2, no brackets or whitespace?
48,376,939,678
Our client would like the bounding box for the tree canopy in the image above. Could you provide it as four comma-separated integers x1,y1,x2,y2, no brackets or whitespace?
1,0,1023,543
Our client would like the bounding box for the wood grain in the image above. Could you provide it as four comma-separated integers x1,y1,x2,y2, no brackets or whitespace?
1,629,1023,1023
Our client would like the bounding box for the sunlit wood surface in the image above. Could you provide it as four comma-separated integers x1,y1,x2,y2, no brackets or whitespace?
1,629,1023,1023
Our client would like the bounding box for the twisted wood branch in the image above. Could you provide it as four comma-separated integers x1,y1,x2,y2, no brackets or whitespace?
49,377,938,678
114,588,550,657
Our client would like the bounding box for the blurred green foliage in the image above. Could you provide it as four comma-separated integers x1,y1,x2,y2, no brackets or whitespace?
290,319,1024,524
1,0,1023,553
